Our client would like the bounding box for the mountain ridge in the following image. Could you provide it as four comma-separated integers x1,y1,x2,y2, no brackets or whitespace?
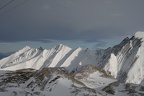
0,32,144,84
1,32,144,96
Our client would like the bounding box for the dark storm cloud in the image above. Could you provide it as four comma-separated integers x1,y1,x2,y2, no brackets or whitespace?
0,0,144,42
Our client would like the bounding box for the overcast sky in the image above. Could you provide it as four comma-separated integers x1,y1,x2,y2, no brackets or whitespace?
0,0,144,53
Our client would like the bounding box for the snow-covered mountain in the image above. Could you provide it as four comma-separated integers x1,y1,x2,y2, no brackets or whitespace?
1,32,144,96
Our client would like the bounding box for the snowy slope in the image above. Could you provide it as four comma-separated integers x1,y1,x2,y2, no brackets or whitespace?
0,68,99,96
74,65,116,89
0,46,45,70
0,44,72,70
104,32,144,84
0,67,144,96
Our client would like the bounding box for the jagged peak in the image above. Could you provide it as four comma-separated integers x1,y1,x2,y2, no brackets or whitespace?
57,44,66,47
21,46,31,50
53,44,71,51
16,46,31,54
58,44,69,48
20,46,45,53
135,31,144,40
75,47,82,50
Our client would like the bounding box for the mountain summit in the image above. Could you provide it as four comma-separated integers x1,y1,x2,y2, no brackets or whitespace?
135,31,144,40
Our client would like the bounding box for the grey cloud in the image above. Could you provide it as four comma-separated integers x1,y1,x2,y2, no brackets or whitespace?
0,0,144,43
